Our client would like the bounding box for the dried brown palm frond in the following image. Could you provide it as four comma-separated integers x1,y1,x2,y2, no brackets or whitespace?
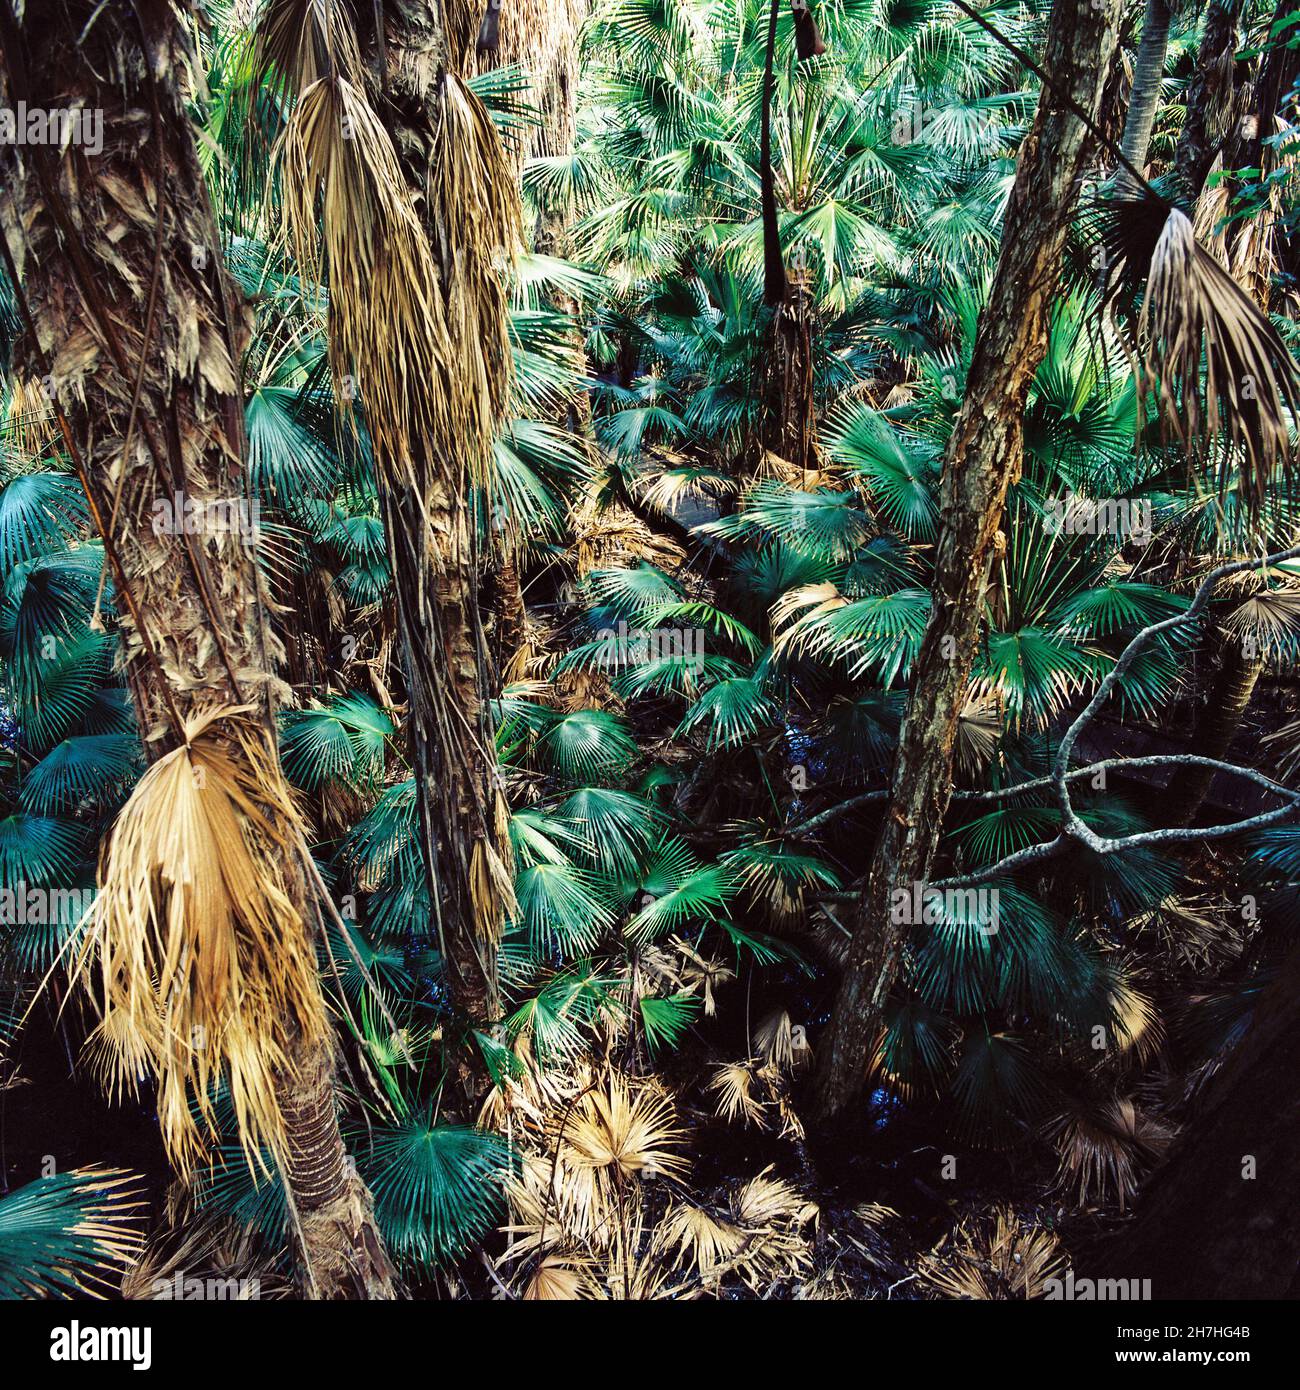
603,1202,686,1301
731,1168,818,1233
1221,586,1300,658
1103,967,1165,1066
257,0,520,982
921,1206,1065,1300
1045,1096,1174,1211
660,1202,748,1285
794,1269,854,1300
752,1009,813,1073
954,695,1003,775
253,0,363,96
71,706,328,1174
770,582,844,648
477,1033,566,1132
845,1202,904,1273
3,375,57,462
725,1168,818,1290
502,1151,612,1259
273,75,455,487
552,667,623,713
122,1190,289,1300
632,456,737,515
569,478,684,577
774,1089,807,1142
757,449,830,490
707,1060,770,1129
564,1073,689,1184
670,939,734,1016
1103,194,1300,510
521,1254,595,1300
1127,893,1246,971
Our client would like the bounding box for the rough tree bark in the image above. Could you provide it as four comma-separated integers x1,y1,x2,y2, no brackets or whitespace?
812,0,1122,1121
0,0,394,1297
479,0,592,677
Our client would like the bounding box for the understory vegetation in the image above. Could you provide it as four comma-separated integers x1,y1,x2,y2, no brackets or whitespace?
0,0,1298,1301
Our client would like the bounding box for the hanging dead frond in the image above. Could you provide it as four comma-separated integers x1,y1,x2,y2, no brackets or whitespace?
752,1009,813,1073
790,0,827,62
71,707,328,1175
1102,194,1300,509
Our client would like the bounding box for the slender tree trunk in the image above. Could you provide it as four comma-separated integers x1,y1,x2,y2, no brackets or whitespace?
1118,0,1172,192
812,0,1122,1121
478,0,591,667
362,1,517,1046
1165,14,1274,828
1165,635,1265,825
0,0,393,1298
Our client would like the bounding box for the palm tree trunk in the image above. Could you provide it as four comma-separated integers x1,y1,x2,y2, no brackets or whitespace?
362,1,517,1045
1118,0,1172,192
1164,635,1265,826
0,0,393,1298
478,0,591,668
812,0,1122,1122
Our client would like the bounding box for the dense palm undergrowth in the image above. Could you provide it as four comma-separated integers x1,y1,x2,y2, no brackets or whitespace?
0,0,1299,1299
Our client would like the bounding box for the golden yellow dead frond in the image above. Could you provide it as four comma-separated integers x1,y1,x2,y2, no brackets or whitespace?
731,1167,818,1234
1104,968,1165,1065
4,375,57,460
569,477,685,577
71,706,327,1174
770,582,845,649
669,938,734,1017
503,1150,614,1256
707,1061,769,1129
564,1073,689,1183
921,1206,1065,1300
1046,1097,1173,1212
661,1202,747,1283
275,75,452,476
254,0,363,97
752,1009,812,1073
522,1255,593,1300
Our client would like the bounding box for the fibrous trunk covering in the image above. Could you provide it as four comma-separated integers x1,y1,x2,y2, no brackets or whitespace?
363,0,518,1043
813,0,1122,1120
0,0,392,1298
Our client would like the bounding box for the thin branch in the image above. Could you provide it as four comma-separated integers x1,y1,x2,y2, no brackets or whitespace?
807,546,1300,892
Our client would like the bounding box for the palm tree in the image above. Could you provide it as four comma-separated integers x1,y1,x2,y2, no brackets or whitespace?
251,0,519,1051
0,0,393,1297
